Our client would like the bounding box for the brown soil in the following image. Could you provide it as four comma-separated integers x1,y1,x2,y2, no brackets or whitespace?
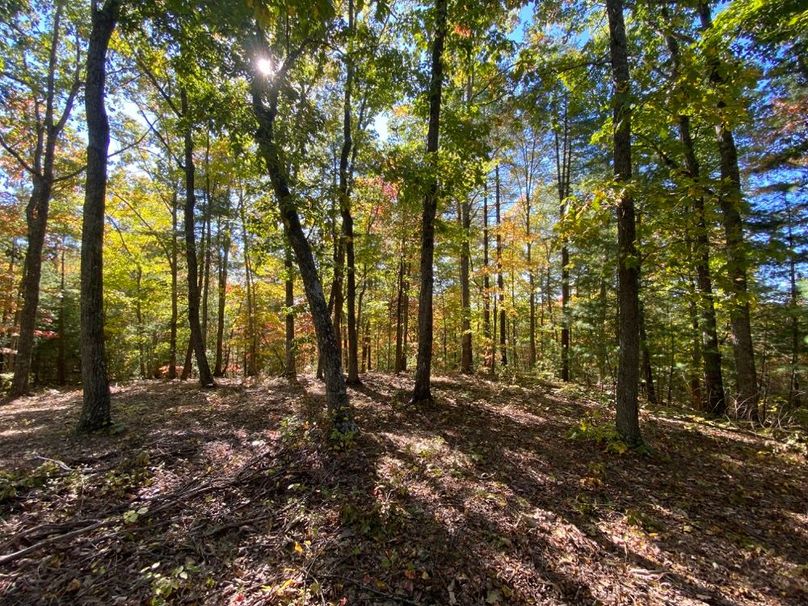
0,373,806,605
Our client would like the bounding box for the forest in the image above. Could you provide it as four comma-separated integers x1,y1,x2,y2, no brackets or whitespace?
0,0,806,604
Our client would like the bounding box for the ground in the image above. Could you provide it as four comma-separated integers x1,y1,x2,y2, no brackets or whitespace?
0,373,806,605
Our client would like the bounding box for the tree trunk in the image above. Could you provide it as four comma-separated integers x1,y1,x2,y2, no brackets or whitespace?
57,242,66,385
214,216,229,377
459,198,472,374
251,63,354,433
555,99,572,382
483,183,492,372
284,241,296,381
606,0,642,445
411,0,448,405
394,250,407,373
338,0,360,385
662,8,726,415
639,303,657,405
181,90,215,388
168,189,179,379
698,1,757,421
496,165,507,368
77,0,119,432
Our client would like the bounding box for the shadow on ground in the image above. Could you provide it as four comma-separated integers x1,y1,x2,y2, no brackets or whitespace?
0,373,805,605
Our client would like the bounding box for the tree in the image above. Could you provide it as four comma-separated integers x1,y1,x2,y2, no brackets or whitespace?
411,0,448,405
77,0,121,432
1,0,84,397
606,0,642,445
249,5,354,432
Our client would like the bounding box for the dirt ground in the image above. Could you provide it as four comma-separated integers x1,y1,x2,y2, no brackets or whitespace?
0,373,806,605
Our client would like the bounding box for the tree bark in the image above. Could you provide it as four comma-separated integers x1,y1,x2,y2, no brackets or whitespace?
284,241,296,381
250,54,354,433
168,189,179,379
338,0,360,385
662,7,726,416
459,198,472,373
606,0,642,445
482,182,492,372
214,215,229,377
77,0,119,432
495,165,507,368
411,0,448,405
10,1,70,397
555,98,572,382
181,90,215,388
698,1,758,421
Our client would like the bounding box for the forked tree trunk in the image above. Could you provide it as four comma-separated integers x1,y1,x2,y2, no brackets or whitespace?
606,0,642,445
411,0,448,405
11,0,72,397
77,0,120,432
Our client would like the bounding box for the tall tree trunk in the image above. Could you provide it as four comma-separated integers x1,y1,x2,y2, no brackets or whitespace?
555,98,572,382
250,58,354,433
482,183,492,372
240,194,257,377
411,0,448,405
180,90,214,388
77,0,119,432
639,303,657,405
662,7,726,416
459,199,472,373
56,241,66,385
10,1,69,397
698,1,757,421
168,189,179,379
606,0,642,445
214,215,229,377
284,241,296,381
496,165,507,368
787,201,801,408
201,198,212,347
394,249,407,373
339,0,360,385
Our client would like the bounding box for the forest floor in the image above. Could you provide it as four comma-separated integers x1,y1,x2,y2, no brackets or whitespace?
0,373,806,606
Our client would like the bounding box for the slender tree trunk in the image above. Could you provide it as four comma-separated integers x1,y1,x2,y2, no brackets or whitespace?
639,303,657,405
787,202,801,408
459,199,472,373
483,183,492,372
56,242,66,385
606,0,642,445
77,0,119,432
338,0,360,385
411,0,448,405
180,90,215,388
394,249,407,373
240,194,257,377
555,99,572,382
214,215,229,377
284,241,296,381
167,189,179,379
698,1,757,421
662,9,726,415
201,200,212,347
251,63,354,433
496,165,506,368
